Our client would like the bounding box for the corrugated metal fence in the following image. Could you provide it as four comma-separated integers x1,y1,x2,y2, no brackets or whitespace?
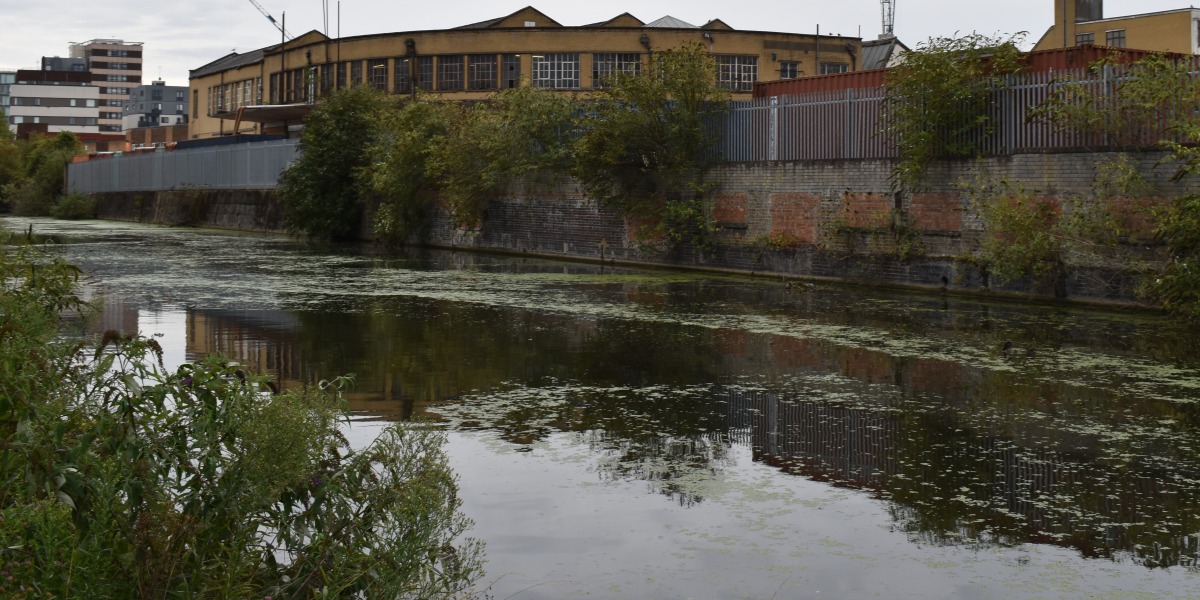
68,138,299,194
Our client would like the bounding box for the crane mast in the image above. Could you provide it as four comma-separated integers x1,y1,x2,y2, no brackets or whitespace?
247,0,292,40
881,0,896,38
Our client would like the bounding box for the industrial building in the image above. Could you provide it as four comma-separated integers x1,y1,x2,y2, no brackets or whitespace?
1034,0,1200,54
187,6,863,139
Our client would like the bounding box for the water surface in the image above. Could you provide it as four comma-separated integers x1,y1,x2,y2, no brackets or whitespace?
8,217,1200,599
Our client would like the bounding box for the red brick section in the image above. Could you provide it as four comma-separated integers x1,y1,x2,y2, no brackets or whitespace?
840,347,895,385
910,193,964,232
769,335,826,370
769,192,819,244
841,193,892,229
713,193,748,225
715,330,748,357
1106,196,1169,240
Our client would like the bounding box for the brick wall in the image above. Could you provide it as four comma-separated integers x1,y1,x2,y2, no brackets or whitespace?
92,150,1200,306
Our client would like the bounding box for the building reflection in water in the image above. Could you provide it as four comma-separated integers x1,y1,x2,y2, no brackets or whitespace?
91,295,1200,571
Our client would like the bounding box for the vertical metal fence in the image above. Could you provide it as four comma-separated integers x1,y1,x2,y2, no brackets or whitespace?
713,62,1200,162
67,138,299,194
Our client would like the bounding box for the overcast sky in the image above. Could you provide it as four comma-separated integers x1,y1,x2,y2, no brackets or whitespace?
0,0,1190,85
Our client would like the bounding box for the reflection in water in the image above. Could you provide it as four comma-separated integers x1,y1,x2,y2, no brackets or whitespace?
10,217,1200,596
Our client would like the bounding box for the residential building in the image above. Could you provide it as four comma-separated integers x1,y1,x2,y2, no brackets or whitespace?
122,80,188,129
188,6,864,139
0,70,15,118
69,39,144,133
6,69,100,135
1034,0,1200,54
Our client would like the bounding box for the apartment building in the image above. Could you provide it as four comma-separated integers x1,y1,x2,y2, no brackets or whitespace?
188,6,863,139
0,70,15,118
122,80,189,129
6,69,100,135
70,39,144,132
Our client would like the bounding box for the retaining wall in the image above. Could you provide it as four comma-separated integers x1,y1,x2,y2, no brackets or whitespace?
90,151,1195,305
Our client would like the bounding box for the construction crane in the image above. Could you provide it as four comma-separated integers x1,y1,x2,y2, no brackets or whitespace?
247,0,292,40
880,0,896,38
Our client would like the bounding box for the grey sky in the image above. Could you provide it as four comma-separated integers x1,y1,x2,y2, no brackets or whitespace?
0,1,1189,86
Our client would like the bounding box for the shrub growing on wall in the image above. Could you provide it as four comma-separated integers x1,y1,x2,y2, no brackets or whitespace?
884,33,1025,190
279,85,395,241
572,43,730,253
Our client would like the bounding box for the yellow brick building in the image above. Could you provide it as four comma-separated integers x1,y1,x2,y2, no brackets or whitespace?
1034,0,1200,54
187,6,862,139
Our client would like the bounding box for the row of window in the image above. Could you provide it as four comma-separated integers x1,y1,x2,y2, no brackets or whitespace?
1075,29,1125,47
10,97,98,107
207,78,264,114
260,52,789,105
136,88,186,102
9,116,98,125
91,49,138,58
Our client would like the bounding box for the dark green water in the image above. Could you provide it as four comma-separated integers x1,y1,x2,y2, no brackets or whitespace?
8,217,1200,599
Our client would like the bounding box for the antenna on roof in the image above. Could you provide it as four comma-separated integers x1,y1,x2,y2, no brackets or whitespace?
881,0,896,38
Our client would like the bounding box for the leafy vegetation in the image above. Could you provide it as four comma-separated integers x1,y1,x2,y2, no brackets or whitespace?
279,85,395,241
0,131,85,216
286,48,728,253
0,232,483,597
573,43,729,254
884,33,1026,190
366,86,576,240
1140,194,1200,320
1030,53,1200,148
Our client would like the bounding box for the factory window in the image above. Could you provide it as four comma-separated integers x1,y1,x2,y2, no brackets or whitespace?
1076,32,1094,45
438,56,464,91
315,64,330,96
532,53,579,89
350,60,364,86
819,62,848,75
394,57,411,93
1106,29,1126,48
716,55,757,91
336,62,346,90
592,53,640,88
780,61,799,79
469,55,498,90
368,59,388,90
417,56,434,91
502,54,521,89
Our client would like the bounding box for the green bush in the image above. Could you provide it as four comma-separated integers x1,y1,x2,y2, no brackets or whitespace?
0,232,484,598
49,191,97,219
279,86,396,241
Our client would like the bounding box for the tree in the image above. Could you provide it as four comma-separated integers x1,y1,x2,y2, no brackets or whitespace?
428,85,576,229
1,130,84,215
278,85,395,241
572,43,730,253
364,93,457,243
884,33,1026,190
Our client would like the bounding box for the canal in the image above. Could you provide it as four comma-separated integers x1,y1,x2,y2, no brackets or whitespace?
7,217,1200,599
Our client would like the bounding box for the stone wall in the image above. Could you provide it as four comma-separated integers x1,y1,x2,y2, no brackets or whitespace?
94,189,286,232
90,151,1196,305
